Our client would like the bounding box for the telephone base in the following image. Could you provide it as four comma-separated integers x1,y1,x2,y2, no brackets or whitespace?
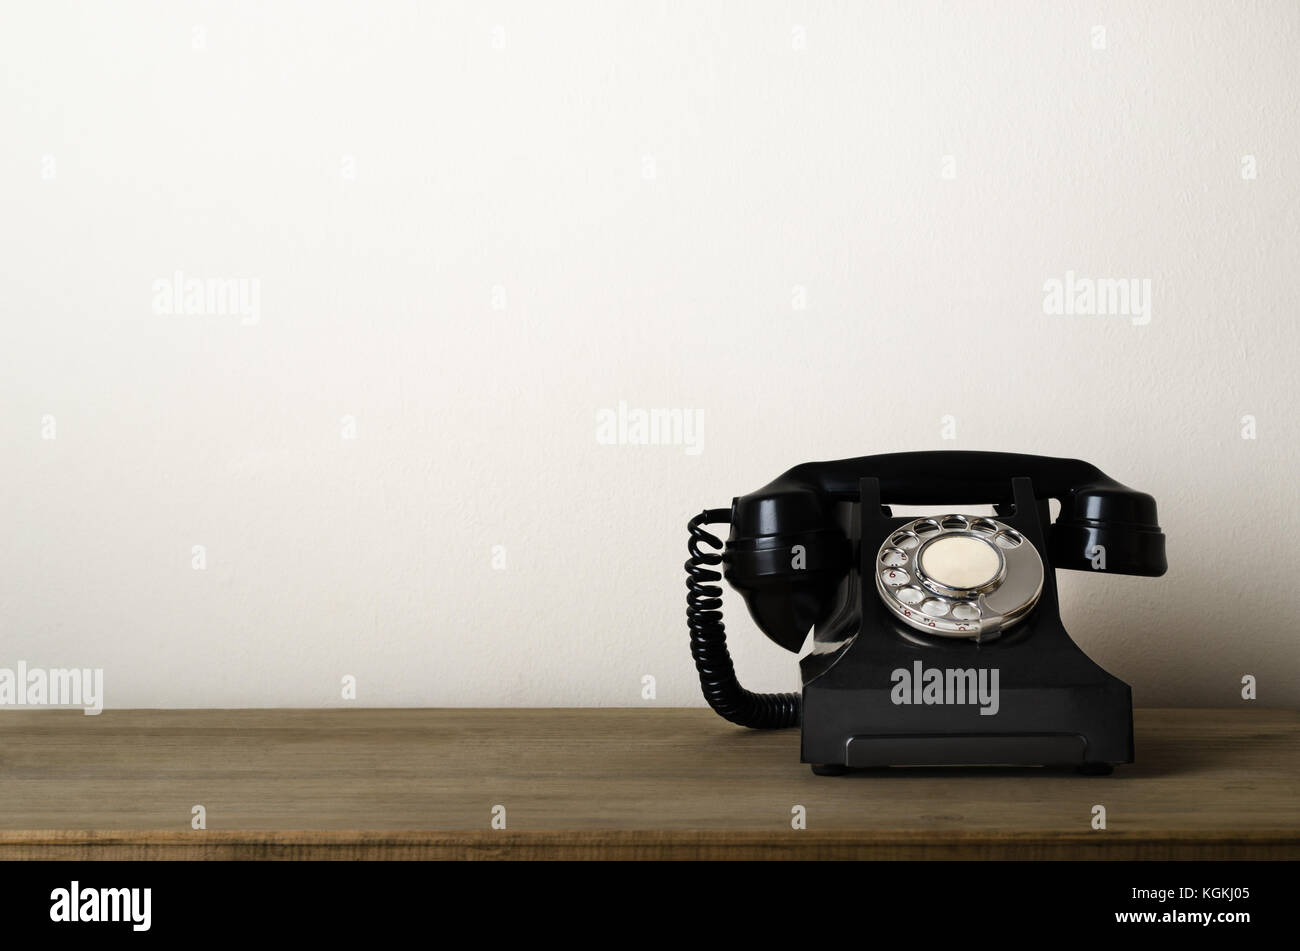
802,694,1133,772
798,475,1135,774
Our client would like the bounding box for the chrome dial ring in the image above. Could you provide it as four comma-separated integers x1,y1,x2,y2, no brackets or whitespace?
875,515,1043,639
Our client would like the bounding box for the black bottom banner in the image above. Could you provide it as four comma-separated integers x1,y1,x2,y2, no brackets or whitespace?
0,859,1288,939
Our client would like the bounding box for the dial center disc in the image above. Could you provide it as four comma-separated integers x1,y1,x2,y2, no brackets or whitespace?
919,535,1000,589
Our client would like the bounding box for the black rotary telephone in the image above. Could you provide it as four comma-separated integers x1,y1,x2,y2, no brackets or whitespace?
686,451,1166,774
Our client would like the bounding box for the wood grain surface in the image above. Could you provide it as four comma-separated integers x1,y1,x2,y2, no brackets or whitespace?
0,707,1295,860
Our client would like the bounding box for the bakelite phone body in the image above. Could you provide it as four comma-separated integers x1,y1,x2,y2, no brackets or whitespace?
686,451,1166,774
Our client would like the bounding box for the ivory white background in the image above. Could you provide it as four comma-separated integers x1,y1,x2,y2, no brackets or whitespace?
2,2,1296,708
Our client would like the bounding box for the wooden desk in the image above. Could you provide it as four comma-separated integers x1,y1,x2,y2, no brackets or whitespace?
1,708,1295,860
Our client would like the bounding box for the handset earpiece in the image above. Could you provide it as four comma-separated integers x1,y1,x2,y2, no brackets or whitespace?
722,488,851,652
1048,486,1167,576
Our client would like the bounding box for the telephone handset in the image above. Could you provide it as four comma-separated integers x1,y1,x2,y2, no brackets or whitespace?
686,451,1166,773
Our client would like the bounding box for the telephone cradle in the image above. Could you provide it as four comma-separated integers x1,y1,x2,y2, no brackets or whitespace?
685,452,1166,775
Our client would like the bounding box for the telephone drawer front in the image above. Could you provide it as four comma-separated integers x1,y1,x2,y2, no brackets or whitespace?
844,733,1088,767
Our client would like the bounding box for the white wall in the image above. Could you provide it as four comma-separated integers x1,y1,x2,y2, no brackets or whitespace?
2,2,1296,709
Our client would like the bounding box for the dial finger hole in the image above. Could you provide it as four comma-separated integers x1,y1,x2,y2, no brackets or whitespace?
951,602,979,620
994,530,1023,549
969,519,997,534
920,599,949,617
913,519,941,536
880,547,908,567
940,515,968,531
897,586,924,605
881,568,910,587
890,531,920,550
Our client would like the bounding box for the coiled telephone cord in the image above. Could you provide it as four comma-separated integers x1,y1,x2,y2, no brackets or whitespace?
686,510,800,729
